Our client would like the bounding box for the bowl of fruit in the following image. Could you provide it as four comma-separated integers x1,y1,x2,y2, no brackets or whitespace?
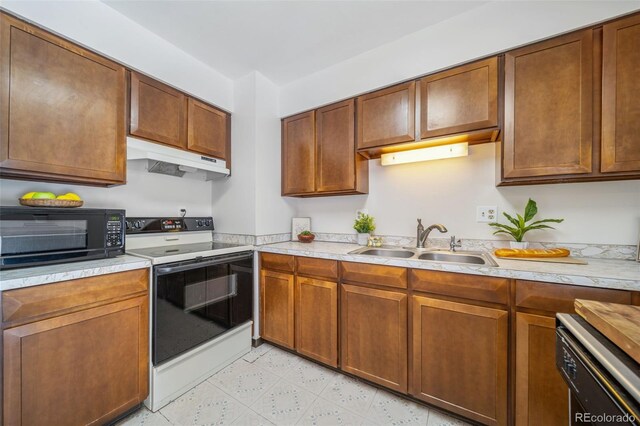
19,191,83,208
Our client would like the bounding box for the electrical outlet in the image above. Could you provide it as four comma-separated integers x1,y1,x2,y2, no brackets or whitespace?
477,206,497,223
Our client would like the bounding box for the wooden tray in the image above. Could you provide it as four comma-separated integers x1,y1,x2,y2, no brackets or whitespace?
575,299,640,364
19,198,83,208
495,255,587,265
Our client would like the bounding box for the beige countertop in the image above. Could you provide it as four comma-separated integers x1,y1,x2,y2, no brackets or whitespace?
0,255,152,291
259,241,640,292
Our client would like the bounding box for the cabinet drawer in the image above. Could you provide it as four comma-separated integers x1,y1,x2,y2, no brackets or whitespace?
340,262,407,289
2,269,149,327
296,257,338,280
515,280,631,314
411,269,509,305
261,253,295,273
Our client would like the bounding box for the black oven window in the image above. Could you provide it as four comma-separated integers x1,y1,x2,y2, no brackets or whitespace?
154,255,253,365
0,219,88,255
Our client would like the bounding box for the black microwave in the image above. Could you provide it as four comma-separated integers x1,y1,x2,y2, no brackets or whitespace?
0,207,125,270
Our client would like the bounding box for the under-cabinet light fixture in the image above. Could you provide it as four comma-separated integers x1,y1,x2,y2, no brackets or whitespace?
380,142,469,166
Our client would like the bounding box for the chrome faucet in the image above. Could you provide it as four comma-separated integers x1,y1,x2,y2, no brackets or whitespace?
450,236,462,252
416,220,448,248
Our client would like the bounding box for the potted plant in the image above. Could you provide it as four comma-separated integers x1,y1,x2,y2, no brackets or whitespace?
297,230,315,243
489,199,563,249
353,212,375,246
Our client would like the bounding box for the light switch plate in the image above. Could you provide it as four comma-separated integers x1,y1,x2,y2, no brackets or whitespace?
477,206,497,223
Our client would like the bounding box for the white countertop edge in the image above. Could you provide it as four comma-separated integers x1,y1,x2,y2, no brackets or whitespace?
258,243,640,292
0,255,152,291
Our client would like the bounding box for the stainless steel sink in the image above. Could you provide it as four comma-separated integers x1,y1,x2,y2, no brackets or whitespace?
350,247,415,258
348,246,498,266
418,250,498,266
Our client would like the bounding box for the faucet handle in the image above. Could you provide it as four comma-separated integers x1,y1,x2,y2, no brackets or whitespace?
450,236,462,252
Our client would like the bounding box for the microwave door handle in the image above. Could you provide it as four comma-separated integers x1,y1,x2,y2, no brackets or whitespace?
155,252,251,275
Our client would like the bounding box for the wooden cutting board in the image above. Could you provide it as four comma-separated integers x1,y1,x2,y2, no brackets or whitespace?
495,255,588,265
575,299,640,364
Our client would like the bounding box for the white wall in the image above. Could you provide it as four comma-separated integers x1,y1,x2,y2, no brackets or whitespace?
0,0,235,217
280,1,640,115
211,72,295,236
0,162,213,217
291,144,640,245
211,73,257,235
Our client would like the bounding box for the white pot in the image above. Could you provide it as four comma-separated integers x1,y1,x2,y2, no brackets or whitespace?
357,233,370,246
510,241,530,249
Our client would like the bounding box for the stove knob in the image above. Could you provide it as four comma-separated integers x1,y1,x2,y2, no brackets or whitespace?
205,220,212,227
197,220,203,227
125,221,132,230
134,221,141,229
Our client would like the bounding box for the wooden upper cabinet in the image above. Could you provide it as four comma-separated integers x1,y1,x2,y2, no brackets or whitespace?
282,111,315,195
260,269,295,349
601,13,640,173
0,13,126,185
187,98,230,161
356,82,416,149
316,99,367,193
411,296,508,426
130,72,186,149
502,29,593,179
420,57,499,139
341,284,408,392
295,277,338,367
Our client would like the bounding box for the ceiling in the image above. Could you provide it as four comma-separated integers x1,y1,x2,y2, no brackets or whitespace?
102,1,487,85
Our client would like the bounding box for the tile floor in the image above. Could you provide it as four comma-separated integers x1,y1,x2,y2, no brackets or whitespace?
119,344,472,426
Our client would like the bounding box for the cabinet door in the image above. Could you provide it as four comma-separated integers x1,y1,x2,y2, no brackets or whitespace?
295,277,338,367
601,14,640,173
356,82,416,149
282,111,315,195
130,72,187,149
503,30,593,179
260,269,295,349
316,99,361,193
0,13,126,185
187,98,230,161
420,57,498,139
515,313,567,426
341,284,407,392
410,296,508,426
3,296,148,425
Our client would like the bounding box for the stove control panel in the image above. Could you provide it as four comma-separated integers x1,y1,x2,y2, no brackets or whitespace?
126,217,214,234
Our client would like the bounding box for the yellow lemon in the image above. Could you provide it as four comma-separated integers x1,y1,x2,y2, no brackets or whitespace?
21,192,37,199
63,192,82,201
56,194,72,200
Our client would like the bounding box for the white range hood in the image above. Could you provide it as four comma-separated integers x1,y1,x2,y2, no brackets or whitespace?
126,137,230,180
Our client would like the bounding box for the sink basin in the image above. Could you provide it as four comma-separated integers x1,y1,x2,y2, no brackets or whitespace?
418,250,497,266
350,248,415,258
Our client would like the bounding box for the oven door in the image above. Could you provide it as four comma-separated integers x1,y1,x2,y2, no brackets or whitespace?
152,251,253,366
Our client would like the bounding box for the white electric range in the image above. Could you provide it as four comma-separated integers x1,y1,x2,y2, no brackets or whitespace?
126,216,254,412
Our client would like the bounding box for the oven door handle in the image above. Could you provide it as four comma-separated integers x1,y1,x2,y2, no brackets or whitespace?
155,252,252,275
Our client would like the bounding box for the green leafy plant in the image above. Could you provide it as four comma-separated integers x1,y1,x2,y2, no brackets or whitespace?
489,199,563,242
298,230,314,236
353,212,376,234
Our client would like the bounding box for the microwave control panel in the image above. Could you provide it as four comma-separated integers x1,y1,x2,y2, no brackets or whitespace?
106,214,124,248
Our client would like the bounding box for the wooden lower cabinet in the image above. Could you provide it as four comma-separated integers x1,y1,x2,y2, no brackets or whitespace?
410,296,508,425
260,269,295,349
3,295,148,425
340,283,407,392
295,277,338,367
515,312,567,426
